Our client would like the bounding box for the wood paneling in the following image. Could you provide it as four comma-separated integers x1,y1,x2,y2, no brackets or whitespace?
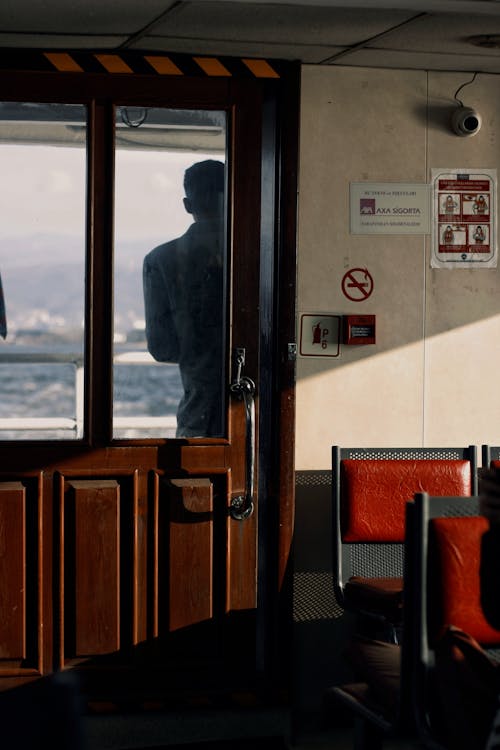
0,473,44,678
156,477,214,633
0,482,26,660
65,479,121,658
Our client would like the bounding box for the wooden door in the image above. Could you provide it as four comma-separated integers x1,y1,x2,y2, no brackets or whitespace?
0,53,298,705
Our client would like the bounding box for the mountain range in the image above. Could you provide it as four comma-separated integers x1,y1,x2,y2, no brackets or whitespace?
1,233,160,341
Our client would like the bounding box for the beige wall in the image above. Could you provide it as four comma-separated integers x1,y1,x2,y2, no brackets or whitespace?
296,65,500,469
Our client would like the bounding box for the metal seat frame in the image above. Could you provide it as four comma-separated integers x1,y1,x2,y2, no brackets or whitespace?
328,491,481,750
482,444,500,467
332,445,478,617
408,492,488,750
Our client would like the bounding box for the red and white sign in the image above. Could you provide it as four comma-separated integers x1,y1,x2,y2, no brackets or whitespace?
341,268,374,301
432,169,497,268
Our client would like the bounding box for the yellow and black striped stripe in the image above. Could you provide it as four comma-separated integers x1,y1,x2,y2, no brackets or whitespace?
0,49,282,78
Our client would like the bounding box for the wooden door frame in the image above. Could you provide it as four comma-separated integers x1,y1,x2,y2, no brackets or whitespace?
254,71,299,690
0,52,299,699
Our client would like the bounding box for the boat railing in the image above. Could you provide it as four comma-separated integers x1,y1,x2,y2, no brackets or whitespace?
0,349,177,438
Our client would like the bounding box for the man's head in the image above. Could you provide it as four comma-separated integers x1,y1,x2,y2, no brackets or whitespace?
183,160,225,220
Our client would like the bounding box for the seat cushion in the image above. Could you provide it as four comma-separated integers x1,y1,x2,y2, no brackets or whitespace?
344,576,404,619
341,459,472,542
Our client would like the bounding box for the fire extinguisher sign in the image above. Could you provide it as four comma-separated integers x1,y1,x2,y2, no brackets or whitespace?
299,314,341,357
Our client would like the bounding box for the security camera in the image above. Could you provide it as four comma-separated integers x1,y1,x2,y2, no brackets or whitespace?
451,105,482,137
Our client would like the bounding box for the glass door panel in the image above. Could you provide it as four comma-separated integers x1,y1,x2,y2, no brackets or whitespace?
0,102,86,440
113,107,227,439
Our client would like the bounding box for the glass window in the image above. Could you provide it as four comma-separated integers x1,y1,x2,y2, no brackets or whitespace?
0,103,86,440
113,107,227,439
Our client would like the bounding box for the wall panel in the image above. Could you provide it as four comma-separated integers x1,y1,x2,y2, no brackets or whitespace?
297,65,500,467
296,66,427,467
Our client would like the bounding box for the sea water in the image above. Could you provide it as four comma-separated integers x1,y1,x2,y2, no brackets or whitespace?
0,353,183,440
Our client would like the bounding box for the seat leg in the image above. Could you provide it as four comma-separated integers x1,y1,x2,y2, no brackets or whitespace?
384,621,401,645
356,613,401,644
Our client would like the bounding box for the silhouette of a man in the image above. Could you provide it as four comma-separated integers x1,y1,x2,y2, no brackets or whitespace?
143,160,225,437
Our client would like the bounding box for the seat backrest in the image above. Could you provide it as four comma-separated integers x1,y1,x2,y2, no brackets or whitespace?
428,515,499,646
482,444,500,468
332,446,478,604
406,492,500,748
340,458,473,543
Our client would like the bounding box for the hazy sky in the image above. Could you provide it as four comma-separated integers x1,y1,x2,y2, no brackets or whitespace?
0,141,226,332
1,143,223,247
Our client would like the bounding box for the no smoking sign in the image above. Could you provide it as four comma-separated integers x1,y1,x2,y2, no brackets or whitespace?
341,268,374,301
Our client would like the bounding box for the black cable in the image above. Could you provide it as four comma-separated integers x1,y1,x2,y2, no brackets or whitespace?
454,72,478,106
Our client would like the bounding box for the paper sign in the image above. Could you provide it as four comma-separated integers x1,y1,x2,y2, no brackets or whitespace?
350,183,430,234
431,168,497,268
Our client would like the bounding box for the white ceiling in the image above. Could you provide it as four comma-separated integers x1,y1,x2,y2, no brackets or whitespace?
2,0,500,73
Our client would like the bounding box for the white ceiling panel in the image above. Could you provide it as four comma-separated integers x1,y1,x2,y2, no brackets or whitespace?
150,3,416,46
0,0,500,73
345,47,500,74
368,12,500,55
0,34,129,49
0,0,171,34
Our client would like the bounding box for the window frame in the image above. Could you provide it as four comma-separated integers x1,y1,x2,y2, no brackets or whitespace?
0,73,234,447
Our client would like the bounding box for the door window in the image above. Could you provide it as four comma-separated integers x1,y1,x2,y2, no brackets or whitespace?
112,107,228,439
0,102,86,440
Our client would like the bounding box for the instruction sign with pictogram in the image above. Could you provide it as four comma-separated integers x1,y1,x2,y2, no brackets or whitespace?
431,168,497,268
299,314,341,357
341,268,374,301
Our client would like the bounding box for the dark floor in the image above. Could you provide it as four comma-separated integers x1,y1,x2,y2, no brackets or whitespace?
138,741,288,750
98,730,424,750
81,708,425,750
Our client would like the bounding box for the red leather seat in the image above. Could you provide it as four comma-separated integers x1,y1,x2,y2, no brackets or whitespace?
332,446,478,640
